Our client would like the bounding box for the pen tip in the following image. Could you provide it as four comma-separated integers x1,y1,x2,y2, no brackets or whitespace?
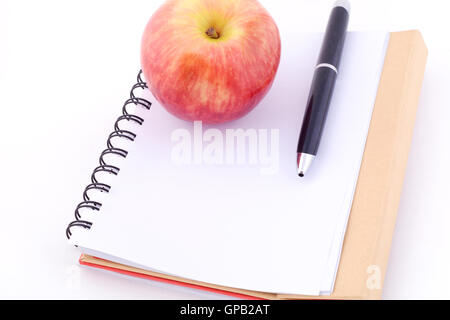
334,0,351,13
297,153,315,178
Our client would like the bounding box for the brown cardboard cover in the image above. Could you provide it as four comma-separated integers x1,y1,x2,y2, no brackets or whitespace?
80,30,428,300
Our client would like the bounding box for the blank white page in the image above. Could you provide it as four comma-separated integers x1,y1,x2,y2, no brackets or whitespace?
71,31,388,296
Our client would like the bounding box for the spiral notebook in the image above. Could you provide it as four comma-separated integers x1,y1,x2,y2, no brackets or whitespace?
67,30,427,298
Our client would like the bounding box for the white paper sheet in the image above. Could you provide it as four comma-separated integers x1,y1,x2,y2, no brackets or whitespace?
71,31,388,295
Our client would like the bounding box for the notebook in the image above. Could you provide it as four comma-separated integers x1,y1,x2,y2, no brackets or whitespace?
66,30,423,297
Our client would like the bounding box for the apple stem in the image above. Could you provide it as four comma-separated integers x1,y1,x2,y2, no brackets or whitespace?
206,27,220,39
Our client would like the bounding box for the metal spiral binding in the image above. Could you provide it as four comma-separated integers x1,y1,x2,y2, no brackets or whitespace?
66,70,152,239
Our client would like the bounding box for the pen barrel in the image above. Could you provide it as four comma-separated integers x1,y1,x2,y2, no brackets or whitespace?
317,6,349,69
297,68,337,155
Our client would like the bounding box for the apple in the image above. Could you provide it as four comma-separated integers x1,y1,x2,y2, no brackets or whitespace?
141,0,281,124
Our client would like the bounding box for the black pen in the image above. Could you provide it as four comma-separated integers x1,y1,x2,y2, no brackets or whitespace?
297,0,350,177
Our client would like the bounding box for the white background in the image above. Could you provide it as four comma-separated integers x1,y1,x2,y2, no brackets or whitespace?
0,0,448,299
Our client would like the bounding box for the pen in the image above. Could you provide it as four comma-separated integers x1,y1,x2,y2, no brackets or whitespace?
297,0,350,177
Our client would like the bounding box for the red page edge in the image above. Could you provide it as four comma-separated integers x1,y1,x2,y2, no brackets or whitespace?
79,255,266,300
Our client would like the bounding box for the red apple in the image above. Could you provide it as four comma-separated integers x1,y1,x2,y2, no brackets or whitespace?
141,0,281,124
